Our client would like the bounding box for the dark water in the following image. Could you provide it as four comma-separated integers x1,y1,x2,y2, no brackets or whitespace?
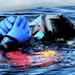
1,6,75,75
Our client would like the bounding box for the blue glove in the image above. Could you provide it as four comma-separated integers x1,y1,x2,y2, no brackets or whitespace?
1,16,31,44
0,16,15,36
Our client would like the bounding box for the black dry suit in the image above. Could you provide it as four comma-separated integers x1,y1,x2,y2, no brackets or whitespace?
0,14,75,52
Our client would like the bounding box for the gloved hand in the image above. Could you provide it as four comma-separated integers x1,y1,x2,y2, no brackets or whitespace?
1,16,31,44
0,16,15,36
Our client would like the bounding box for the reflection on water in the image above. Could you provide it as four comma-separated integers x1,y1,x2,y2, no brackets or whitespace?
0,6,75,75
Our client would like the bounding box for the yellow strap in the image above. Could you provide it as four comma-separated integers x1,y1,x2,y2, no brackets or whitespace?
41,50,57,57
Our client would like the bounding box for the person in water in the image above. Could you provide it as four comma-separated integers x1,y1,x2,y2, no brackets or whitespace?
0,16,31,52
0,15,75,52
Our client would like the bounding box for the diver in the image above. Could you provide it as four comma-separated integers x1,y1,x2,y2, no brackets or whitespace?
0,15,75,54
